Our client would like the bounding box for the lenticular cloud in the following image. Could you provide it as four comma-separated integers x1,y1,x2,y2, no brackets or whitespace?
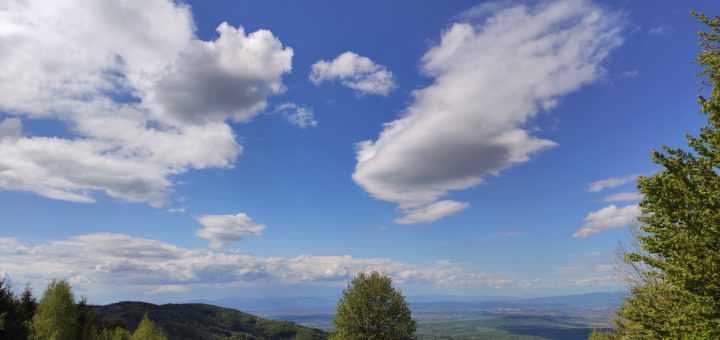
353,0,624,224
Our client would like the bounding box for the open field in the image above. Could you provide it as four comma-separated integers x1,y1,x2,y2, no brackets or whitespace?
416,316,610,340
235,293,619,339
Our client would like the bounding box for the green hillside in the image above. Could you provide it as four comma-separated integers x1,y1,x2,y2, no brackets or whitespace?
93,301,327,340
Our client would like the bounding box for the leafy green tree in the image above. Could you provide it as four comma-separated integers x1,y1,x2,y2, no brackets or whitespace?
98,316,127,336
96,327,130,340
30,280,77,340
331,271,416,340
615,11,720,338
587,329,617,340
130,314,167,340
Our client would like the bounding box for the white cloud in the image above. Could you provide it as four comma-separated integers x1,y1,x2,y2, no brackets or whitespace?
353,0,624,224
394,200,470,225
0,0,292,206
310,51,396,96
0,0,194,118
588,174,640,192
145,23,293,125
0,238,29,255
195,213,266,248
572,204,639,238
556,262,614,275
620,70,639,79
0,233,514,295
274,103,317,128
571,275,617,286
517,278,543,288
0,118,239,206
649,25,672,36
555,260,619,288
0,118,22,140
148,285,190,294
0,134,166,205
595,263,615,272
603,191,642,202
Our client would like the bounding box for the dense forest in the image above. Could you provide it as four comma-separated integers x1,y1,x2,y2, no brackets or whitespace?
94,302,326,340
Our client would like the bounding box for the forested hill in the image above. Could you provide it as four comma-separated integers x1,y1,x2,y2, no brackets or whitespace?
93,301,328,340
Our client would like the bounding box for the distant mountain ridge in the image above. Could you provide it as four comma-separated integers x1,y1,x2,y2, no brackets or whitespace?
520,292,624,308
189,297,336,312
93,301,327,340
192,292,623,313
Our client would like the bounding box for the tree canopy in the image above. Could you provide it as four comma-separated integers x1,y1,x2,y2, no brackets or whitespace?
331,271,416,340
30,280,78,340
615,11,720,338
130,314,167,340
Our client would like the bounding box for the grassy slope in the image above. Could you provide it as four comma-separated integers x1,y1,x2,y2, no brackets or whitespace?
93,301,327,340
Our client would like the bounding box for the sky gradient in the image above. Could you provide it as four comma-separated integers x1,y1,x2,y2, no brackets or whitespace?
1,0,719,304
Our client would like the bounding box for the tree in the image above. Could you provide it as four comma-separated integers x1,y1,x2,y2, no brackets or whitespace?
30,280,78,340
587,330,617,340
0,278,36,340
331,271,416,340
130,314,167,340
614,11,720,338
97,327,130,340
0,278,20,339
76,296,107,340
16,284,37,340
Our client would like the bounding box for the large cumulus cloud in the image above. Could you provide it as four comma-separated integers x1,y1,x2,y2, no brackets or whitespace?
0,0,293,206
352,0,624,223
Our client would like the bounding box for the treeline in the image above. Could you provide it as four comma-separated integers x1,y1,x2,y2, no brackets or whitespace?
0,279,167,340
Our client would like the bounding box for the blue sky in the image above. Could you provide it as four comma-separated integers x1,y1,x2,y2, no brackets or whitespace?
0,0,718,303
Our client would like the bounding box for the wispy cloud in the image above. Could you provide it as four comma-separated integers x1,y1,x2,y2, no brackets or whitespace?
603,191,642,202
147,285,190,294
0,233,515,296
556,262,614,275
571,275,618,286
394,200,470,225
274,103,318,128
649,25,672,36
588,174,640,192
517,278,544,288
620,70,639,79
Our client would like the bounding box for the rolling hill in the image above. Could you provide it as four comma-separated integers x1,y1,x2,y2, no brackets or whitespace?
93,301,327,340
